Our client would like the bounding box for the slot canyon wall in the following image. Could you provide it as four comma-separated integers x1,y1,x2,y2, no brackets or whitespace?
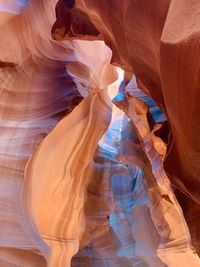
0,0,200,266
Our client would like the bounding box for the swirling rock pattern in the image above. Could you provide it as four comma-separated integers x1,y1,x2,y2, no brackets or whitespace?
1,0,200,267
73,0,200,258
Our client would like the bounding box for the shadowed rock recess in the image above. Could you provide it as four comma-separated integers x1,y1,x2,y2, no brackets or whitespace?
0,0,200,266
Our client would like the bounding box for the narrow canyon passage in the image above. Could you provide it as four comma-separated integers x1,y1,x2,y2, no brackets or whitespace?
70,72,200,267
71,74,167,267
1,1,200,267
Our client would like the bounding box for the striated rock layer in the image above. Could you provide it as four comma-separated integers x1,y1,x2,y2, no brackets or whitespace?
0,0,200,267
70,0,200,257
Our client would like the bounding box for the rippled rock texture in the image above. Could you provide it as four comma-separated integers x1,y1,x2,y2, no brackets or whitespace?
0,0,200,266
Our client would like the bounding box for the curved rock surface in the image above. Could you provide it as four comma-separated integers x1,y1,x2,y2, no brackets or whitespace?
0,0,200,266
73,0,200,257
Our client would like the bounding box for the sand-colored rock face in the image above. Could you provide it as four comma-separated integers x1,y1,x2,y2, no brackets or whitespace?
73,0,200,257
1,0,200,266
75,0,171,107
160,1,200,253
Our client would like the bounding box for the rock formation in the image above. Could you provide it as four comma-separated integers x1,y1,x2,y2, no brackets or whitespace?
0,0,200,266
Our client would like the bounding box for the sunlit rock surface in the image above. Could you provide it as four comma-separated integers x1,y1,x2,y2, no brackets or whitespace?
74,0,200,259
0,0,200,266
